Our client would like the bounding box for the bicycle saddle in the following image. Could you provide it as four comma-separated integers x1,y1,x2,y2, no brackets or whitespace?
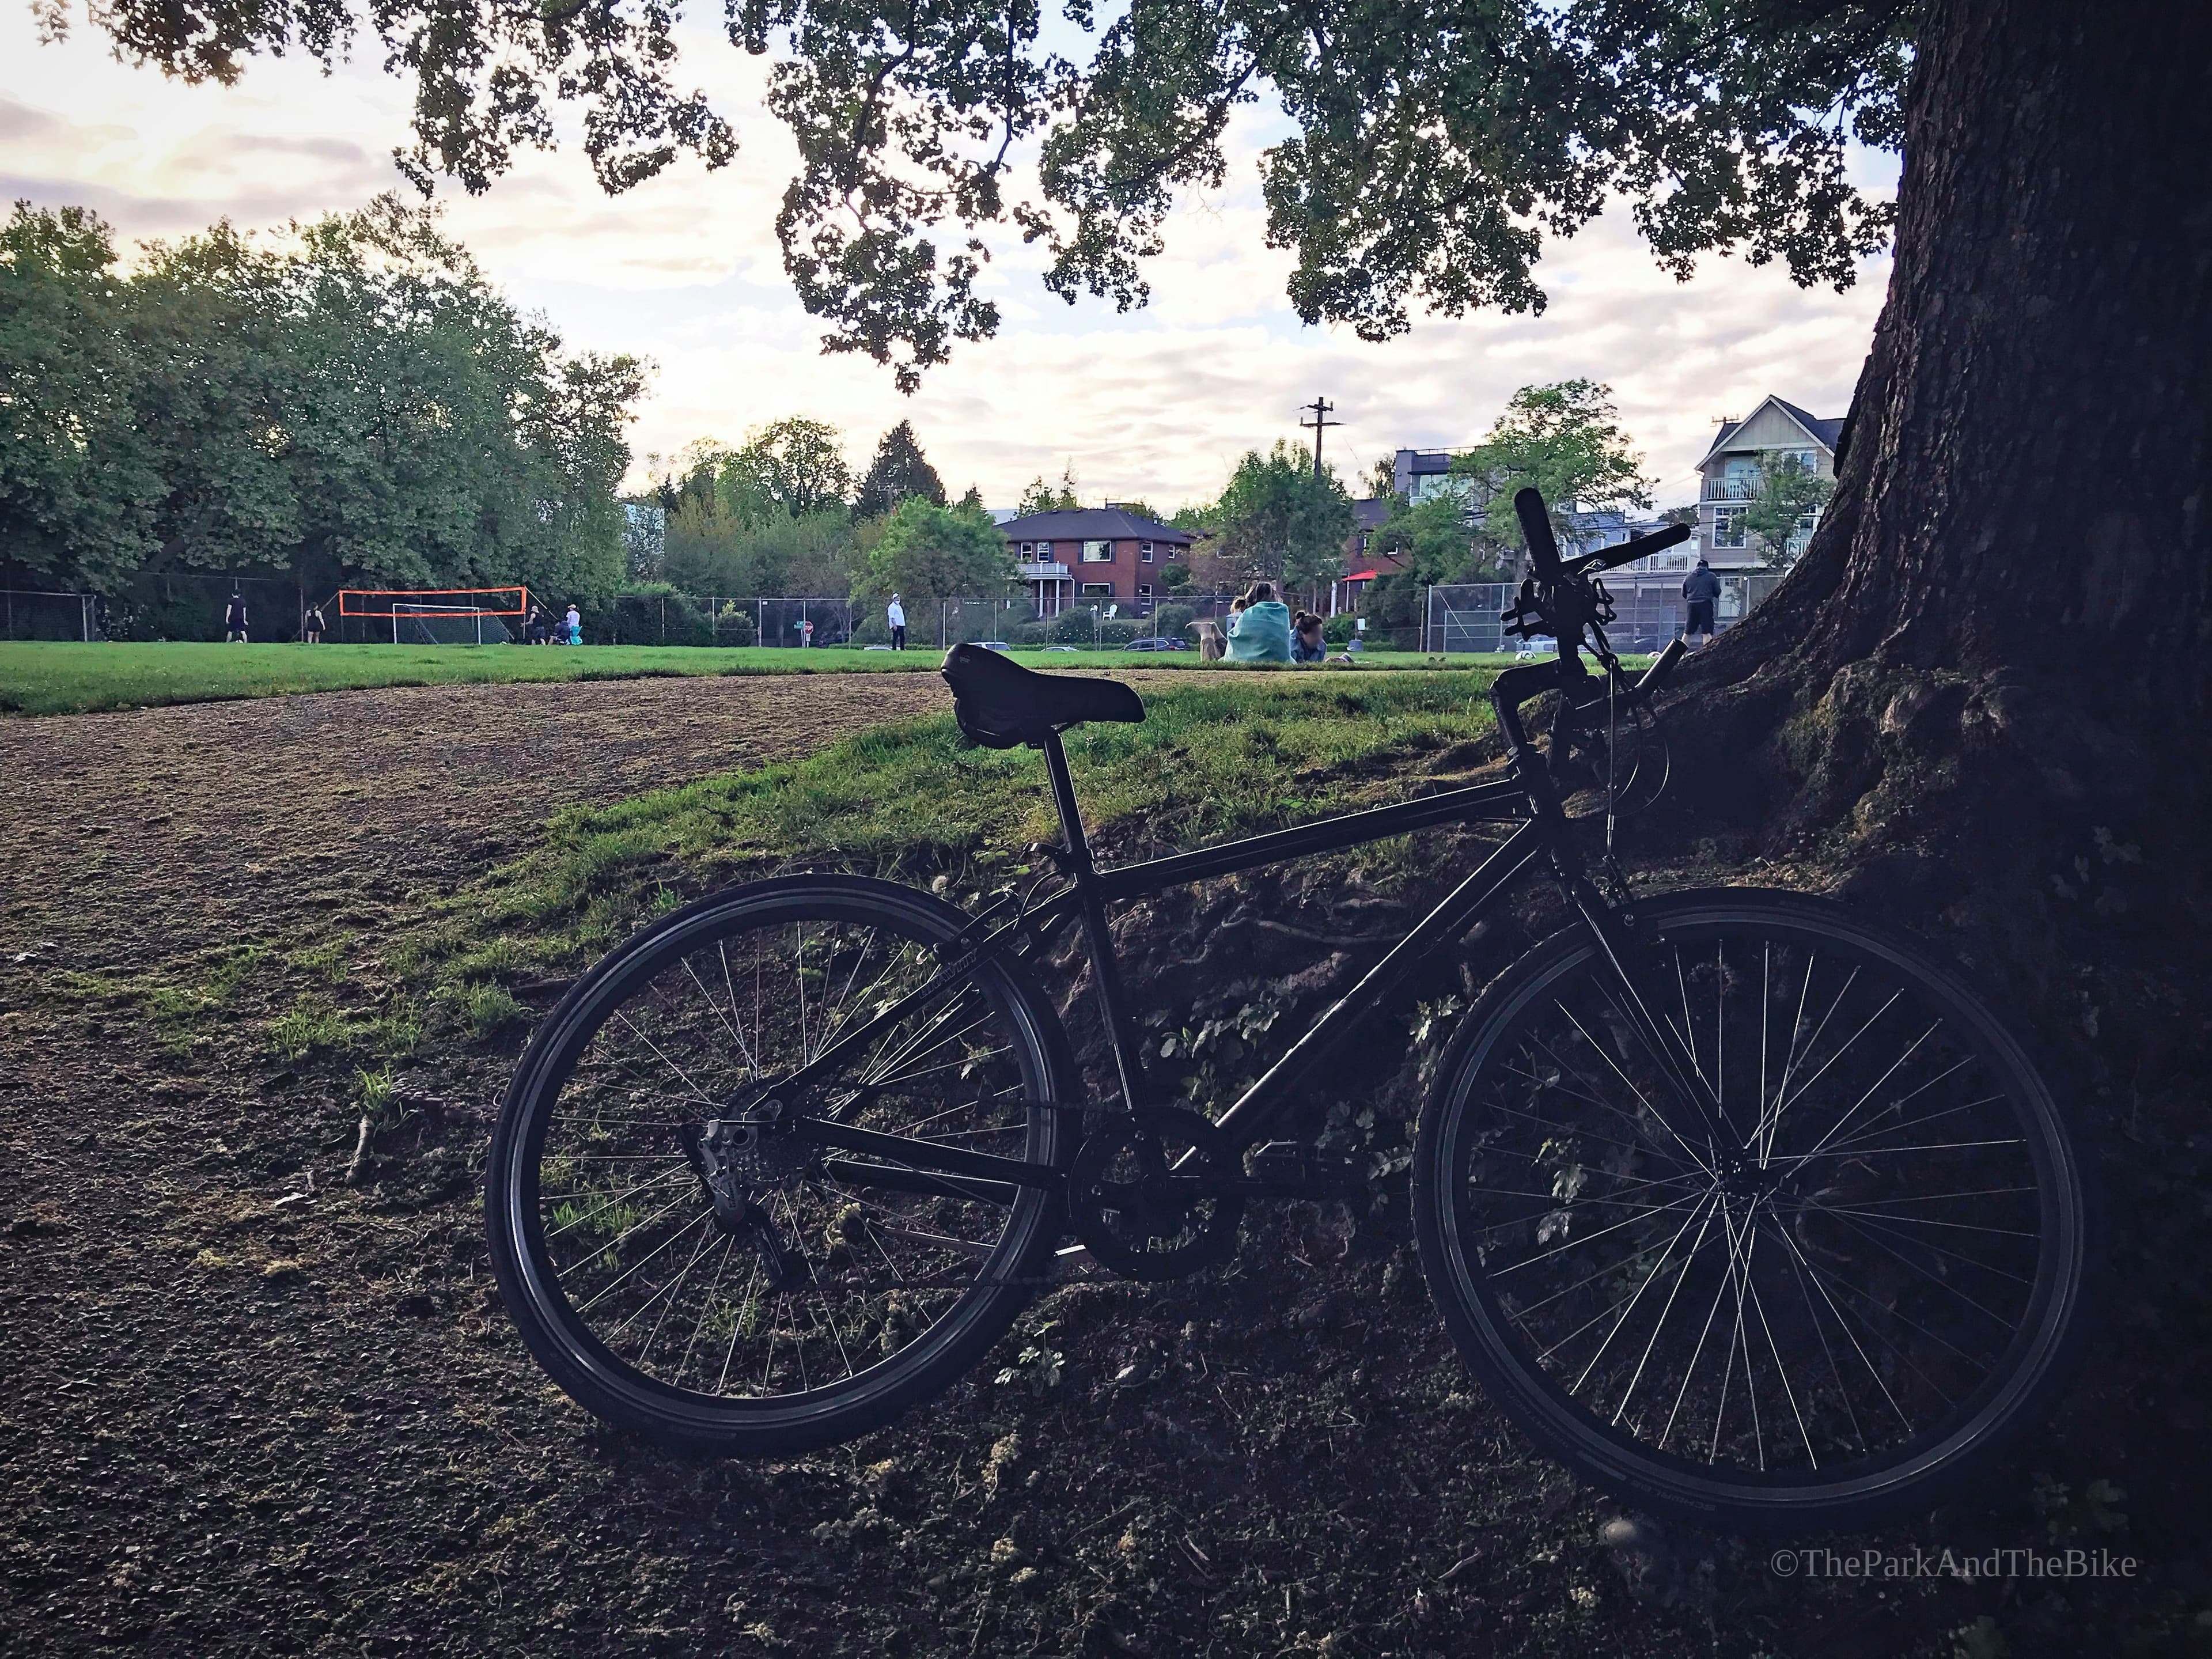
940,642,1145,748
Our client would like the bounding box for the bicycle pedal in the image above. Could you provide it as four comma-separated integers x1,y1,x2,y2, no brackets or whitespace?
1240,1142,1365,1200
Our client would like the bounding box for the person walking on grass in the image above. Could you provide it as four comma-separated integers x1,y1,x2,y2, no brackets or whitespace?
888,593,907,650
225,592,248,643
1681,557,1722,648
1226,582,1291,664
565,604,582,646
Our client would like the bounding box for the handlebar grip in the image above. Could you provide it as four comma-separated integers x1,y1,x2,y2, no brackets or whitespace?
1514,487,1563,578
1576,521,1692,577
1634,638,1687,698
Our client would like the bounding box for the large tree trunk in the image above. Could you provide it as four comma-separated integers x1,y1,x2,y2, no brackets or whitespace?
1679,0,2212,1017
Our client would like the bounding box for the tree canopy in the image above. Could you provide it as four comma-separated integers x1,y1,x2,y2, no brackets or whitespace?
1448,380,1653,561
1205,441,1355,589
0,194,644,596
1015,469,1082,516
854,420,948,519
1737,452,1835,569
46,0,1912,389
855,498,1014,602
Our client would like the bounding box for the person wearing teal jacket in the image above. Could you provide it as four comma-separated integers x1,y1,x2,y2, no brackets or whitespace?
1226,584,1292,662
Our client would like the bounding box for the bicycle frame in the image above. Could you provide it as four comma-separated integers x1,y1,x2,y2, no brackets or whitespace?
777,655,1721,1193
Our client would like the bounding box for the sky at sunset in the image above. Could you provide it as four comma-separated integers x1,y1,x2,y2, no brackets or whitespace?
2,7,1897,510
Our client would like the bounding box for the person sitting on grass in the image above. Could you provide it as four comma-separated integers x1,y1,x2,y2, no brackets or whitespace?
1226,583,1291,664
1290,610,1327,663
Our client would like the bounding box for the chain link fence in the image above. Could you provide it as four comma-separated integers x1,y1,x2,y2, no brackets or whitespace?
1,590,101,641
7,584,1320,651
1425,573,1783,654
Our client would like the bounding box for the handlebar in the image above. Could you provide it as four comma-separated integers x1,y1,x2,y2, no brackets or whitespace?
1513,487,1565,578
1566,521,1692,578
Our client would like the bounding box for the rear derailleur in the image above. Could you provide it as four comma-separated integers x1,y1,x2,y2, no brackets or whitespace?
679,1115,802,1291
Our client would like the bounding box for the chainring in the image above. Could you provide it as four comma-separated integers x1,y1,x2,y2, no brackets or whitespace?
1066,1108,1244,1282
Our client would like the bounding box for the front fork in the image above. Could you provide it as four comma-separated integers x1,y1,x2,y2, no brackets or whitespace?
1492,662,1728,1166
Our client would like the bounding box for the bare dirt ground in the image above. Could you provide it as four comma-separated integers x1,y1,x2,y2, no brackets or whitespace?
0,676,2173,1658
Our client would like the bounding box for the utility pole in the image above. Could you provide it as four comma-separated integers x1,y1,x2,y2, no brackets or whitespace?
1298,395,1341,478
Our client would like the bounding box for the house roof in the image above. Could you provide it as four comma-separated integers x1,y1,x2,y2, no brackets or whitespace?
1352,497,1393,530
995,508,1195,544
1699,396,1845,466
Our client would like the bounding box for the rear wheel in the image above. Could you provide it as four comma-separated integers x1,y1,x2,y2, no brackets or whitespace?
1413,890,2091,1531
486,875,1072,1455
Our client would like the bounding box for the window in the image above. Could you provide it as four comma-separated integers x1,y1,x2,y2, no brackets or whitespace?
1140,541,1154,561
1780,448,1819,473
1081,582,1113,597
1137,584,1152,601
1020,541,1034,555
1711,505,1747,549
1081,539,1115,563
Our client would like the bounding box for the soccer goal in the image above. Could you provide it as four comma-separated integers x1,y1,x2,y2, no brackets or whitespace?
338,586,531,645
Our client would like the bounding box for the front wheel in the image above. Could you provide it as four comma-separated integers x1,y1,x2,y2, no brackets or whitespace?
1413,890,2092,1532
486,874,1074,1455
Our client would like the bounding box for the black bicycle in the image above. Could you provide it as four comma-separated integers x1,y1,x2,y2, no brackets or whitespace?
486,490,2089,1532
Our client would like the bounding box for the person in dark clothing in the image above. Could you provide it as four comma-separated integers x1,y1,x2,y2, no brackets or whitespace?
302,603,325,644
1681,558,1722,646
1290,610,1327,662
225,593,248,643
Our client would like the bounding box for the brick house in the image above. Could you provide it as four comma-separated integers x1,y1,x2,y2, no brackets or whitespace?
998,507,1196,613
1694,396,1843,569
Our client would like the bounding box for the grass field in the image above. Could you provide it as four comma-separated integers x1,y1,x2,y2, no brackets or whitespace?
0,640,1519,716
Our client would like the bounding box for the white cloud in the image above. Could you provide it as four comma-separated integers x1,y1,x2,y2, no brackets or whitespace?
2,11,1888,510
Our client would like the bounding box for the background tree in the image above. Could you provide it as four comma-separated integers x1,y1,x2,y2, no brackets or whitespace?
723,418,852,519
855,498,1013,603
0,204,163,589
1451,380,1653,569
853,419,947,519
1015,468,1081,516
1208,441,1355,592
1736,451,1835,570
0,194,643,602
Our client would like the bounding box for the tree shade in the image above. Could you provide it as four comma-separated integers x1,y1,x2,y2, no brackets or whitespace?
52,0,1907,389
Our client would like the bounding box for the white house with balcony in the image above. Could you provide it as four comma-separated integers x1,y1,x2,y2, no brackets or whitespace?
1695,397,1843,568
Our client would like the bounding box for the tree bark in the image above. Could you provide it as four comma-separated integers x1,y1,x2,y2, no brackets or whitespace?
1675,0,2212,1019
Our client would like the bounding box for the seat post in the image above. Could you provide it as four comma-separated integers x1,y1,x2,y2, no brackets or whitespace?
1038,730,1148,1111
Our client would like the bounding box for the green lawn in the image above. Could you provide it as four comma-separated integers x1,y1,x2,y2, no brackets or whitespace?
408,670,1512,997
0,640,1522,716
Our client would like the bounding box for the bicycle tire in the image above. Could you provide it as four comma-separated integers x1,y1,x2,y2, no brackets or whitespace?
486,874,1075,1455
1412,889,2093,1532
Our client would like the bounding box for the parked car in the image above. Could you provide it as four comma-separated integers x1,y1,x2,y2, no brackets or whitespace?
1123,636,1188,652
1513,635,1557,660
1044,645,1080,653
975,640,1012,652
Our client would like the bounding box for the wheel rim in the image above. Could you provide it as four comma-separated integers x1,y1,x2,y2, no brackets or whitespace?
1440,910,2079,1498
508,896,1054,1416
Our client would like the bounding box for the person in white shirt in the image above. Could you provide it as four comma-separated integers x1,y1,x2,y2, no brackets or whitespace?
887,593,907,650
